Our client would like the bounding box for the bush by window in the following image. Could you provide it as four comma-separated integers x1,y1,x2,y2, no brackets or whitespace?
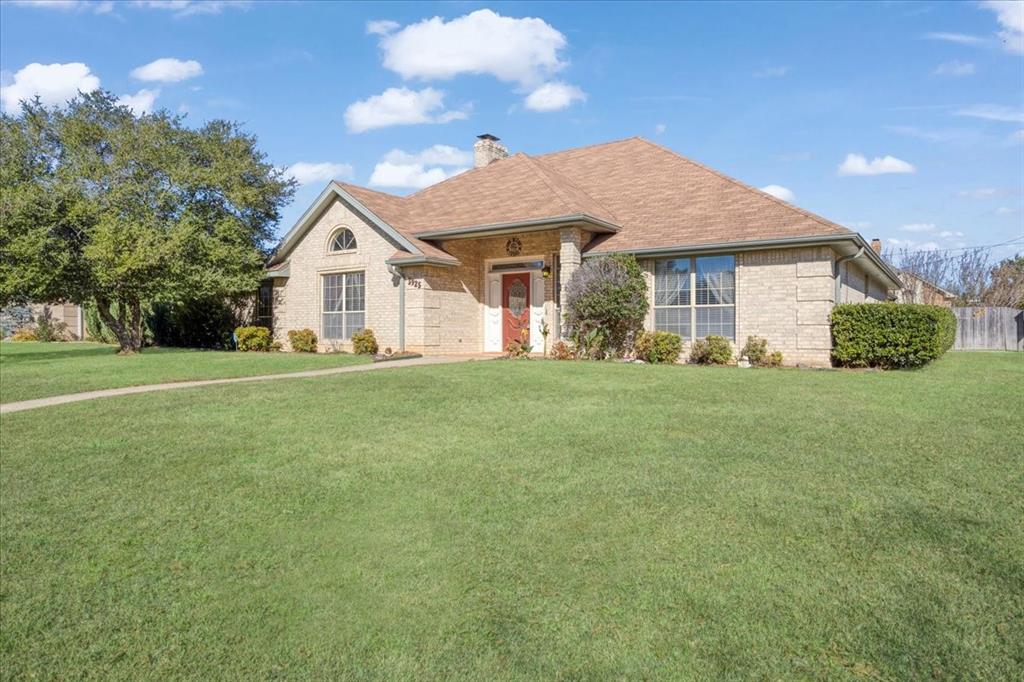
830,303,956,369
235,326,272,352
329,228,357,252
564,254,648,359
633,330,682,364
690,335,733,365
287,328,317,353
739,335,783,367
351,328,378,355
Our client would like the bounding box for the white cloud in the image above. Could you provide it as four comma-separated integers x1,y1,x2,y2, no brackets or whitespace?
0,62,100,113
933,60,975,76
369,145,471,190
995,206,1018,215
523,81,586,112
760,184,795,202
938,230,965,237
958,187,998,199
344,87,467,133
132,1,250,17
980,0,1024,54
131,58,203,83
887,237,940,251
9,0,112,12
901,222,937,233
377,9,568,87
954,104,1024,123
284,162,354,186
838,153,916,176
366,19,399,35
117,88,159,114
923,31,987,46
753,66,789,78
381,145,473,167
654,123,667,135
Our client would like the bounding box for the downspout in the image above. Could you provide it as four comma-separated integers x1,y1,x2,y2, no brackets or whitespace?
387,265,406,352
834,247,866,304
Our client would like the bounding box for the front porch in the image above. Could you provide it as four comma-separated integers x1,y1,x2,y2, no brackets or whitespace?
397,226,596,355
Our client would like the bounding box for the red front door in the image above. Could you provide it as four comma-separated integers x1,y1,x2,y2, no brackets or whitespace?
502,273,530,349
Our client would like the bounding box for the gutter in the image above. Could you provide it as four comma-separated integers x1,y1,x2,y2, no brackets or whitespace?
386,264,406,352
384,255,461,267
414,213,621,240
834,247,866,304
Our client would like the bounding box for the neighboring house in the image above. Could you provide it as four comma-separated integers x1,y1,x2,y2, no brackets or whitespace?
896,270,956,307
0,303,85,339
264,135,901,366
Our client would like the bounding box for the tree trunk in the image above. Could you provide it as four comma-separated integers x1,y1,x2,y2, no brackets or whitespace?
95,296,143,354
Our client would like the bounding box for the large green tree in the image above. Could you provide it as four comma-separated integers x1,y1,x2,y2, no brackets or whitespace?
0,91,294,352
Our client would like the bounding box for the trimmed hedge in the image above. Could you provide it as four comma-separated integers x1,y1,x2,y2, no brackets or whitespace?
287,328,317,353
235,326,272,352
830,303,956,369
634,330,683,364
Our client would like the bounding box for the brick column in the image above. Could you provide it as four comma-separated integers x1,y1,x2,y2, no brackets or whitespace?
558,227,582,338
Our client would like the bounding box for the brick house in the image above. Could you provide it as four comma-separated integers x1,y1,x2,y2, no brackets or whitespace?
263,135,900,366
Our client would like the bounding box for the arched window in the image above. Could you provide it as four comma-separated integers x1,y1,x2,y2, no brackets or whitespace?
329,228,357,252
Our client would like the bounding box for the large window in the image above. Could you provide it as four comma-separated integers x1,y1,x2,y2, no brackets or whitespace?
322,272,365,340
654,255,735,340
255,281,273,331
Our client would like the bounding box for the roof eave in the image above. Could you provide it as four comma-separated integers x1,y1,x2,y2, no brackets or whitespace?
385,255,462,267
414,214,621,241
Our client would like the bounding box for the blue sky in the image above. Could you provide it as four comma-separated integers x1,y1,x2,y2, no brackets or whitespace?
2,1,1022,258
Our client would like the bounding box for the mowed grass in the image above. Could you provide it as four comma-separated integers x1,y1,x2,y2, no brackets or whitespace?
1,353,1021,680
0,341,369,403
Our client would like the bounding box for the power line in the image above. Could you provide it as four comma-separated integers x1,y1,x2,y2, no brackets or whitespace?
886,235,1024,256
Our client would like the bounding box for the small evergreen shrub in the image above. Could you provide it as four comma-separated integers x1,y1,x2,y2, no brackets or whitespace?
690,335,733,365
351,328,378,355
634,330,682,364
549,340,574,360
830,303,956,369
564,254,648,359
235,326,272,352
287,328,317,353
740,336,783,367
33,310,69,342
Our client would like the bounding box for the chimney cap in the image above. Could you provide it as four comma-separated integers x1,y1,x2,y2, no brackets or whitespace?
477,133,500,141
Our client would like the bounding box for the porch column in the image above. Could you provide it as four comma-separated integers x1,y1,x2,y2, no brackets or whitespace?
558,227,582,338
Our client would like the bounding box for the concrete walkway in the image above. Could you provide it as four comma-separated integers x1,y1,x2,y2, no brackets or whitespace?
0,355,481,415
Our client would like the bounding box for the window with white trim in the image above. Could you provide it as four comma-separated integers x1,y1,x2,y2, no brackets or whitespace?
322,272,365,340
329,228,357,253
654,255,735,340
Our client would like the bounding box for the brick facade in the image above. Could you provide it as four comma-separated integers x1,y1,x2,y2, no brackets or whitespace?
274,206,886,365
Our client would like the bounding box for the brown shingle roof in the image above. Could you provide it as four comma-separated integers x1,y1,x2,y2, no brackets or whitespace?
334,137,852,257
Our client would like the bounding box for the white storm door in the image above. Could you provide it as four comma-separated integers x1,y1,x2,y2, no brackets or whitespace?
484,273,502,352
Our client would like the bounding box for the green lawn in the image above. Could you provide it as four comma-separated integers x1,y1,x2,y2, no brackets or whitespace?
0,341,369,403
1,353,1021,679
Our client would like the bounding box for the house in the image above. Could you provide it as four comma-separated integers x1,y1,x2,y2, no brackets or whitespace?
895,270,956,306
264,135,901,366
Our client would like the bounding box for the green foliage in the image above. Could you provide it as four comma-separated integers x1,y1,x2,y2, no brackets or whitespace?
564,254,648,358
287,328,317,353
739,336,783,367
9,327,36,342
0,91,295,353
549,340,574,360
830,303,956,369
633,330,683,364
32,308,68,342
690,335,733,365
351,328,378,355
149,297,245,349
235,326,272,352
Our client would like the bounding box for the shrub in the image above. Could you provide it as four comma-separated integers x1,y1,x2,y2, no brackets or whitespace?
148,296,245,349
564,254,648,359
740,336,783,368
690,335,733,365
351,328,378,355
235,326,272,352
33,308,69,342
287,328,318,353
634,330,682,364
830,303,956,369
9,327,37,342
549,340,574,360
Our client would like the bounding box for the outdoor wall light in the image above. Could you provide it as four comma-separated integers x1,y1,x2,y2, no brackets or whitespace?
542,266,552,278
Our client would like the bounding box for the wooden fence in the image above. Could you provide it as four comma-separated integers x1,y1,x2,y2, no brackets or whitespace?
952,307,1023,351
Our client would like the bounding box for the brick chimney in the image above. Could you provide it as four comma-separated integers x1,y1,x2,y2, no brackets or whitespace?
870,238,882,255
474,133,508,168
